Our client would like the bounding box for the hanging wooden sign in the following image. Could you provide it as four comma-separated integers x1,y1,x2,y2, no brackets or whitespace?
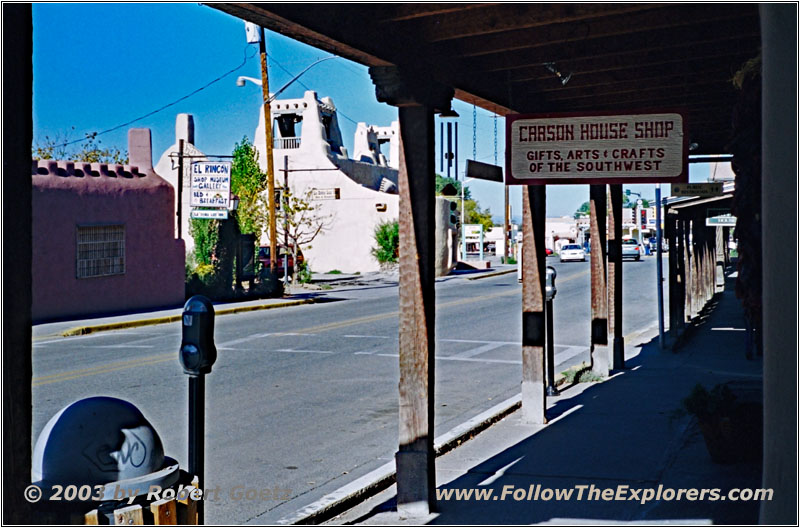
506,110,688,185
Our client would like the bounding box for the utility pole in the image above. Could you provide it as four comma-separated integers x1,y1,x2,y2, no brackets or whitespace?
259,26,277,274
283,156,289,287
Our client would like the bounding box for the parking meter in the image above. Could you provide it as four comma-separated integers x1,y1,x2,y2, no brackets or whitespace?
545,266,558,396
179,295,216,523
180,296,217,376
545,266,557,301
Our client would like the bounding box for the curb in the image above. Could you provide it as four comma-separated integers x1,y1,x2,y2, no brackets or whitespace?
466,268,517,281
278,395,523,525
60,298,318,337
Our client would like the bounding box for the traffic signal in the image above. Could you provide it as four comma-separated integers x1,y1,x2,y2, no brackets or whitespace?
640,208,647,229
448,199,459,228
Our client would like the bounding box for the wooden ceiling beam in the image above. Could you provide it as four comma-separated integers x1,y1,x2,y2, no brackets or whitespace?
510,53,752,89
374,3,491,23
388,3,663,43
433,4,757,59
463,17,759,73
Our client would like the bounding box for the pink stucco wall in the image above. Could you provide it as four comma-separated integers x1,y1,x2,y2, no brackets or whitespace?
31,129,185,322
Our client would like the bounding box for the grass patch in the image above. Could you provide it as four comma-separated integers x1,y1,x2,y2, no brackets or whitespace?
319,284,333,290
327,269,342,274
561,363,604,385
506,257,517,265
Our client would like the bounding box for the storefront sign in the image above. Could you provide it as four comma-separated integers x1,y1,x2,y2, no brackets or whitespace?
506,111,688,185
190,162,231,208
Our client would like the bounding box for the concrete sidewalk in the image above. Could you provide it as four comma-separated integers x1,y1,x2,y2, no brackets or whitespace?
326,273,764,525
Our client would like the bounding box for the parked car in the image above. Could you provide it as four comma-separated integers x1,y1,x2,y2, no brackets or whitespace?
546,247,554,256
621,238,642,261
258,245,304,277
559,244,586,262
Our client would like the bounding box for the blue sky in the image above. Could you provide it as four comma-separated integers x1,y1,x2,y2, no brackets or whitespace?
32,3,710,220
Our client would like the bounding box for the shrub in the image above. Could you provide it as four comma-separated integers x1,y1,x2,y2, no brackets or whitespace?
372,220,399,263
296,261,313,284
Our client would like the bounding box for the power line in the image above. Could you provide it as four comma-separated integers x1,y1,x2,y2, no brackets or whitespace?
51,45,257,149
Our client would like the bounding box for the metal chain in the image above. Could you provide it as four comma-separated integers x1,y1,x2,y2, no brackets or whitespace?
472,104,477,160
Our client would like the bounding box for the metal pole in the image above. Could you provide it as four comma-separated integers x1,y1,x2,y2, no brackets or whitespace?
283,156,289,286
259,26,277,274
504,186,510,261
656,184,665,348
188,375,205,524
177,139,184,239
545,297,558,396
460,183,466,261
479,225,484,261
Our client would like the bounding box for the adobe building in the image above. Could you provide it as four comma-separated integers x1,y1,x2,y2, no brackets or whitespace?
31,129,185,322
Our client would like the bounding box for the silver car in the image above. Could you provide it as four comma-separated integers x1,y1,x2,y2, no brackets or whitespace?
559,244,586,262
622,238,642,261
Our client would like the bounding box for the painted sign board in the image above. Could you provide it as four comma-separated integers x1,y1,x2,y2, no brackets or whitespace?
706,208,736,227
190,209,229,220
506,110,688,185
466,159,504,182
190,162,231,208
463,224,483,240
310,188,341,200
671,182,724,197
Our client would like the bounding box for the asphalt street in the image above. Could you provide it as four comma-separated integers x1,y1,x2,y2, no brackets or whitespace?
31,255,667,524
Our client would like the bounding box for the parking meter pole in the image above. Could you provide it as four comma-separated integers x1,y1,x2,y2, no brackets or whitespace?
545,265,558,396
188,375,205,524
545,298,558,396
655,184,665,349
180,295,217,525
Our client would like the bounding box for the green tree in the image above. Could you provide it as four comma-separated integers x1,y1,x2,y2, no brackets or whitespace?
32,129,128,164
276,187,333,274
230,136,268,238
462,199,494,232
189,218,220,266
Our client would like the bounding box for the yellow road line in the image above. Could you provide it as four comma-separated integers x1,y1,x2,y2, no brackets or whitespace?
34,272,590,385
33,353,173,386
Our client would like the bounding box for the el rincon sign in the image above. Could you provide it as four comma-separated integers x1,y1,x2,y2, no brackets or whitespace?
506,111,688,185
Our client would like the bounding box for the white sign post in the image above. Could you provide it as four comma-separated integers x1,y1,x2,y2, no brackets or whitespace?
506,111,688,185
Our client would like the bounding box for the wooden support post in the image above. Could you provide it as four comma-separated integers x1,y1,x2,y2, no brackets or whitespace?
369,64,454,516
666,211,681,341
684,219,693,321
3,5,33,524
677,218,686,328
521,186,547,424
608,185,624,369
589,185,609,376
394,105,437,515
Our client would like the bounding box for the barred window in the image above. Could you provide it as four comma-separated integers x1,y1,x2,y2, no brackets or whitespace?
76,224,126,279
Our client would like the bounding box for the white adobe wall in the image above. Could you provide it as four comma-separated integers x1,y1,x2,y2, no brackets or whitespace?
278,159,399,273
253,91,400,273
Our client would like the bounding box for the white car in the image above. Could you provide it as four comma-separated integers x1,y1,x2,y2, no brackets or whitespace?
622,238,642,261
559,244,586,262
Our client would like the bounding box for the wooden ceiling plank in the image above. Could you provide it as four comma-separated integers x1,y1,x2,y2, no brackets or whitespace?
390,3,664,43
463,16,760,73
510,51,755,87
376,3,492,23
435,4,758,59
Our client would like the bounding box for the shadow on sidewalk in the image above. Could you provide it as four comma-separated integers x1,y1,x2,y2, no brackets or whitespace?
355,284,763,525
